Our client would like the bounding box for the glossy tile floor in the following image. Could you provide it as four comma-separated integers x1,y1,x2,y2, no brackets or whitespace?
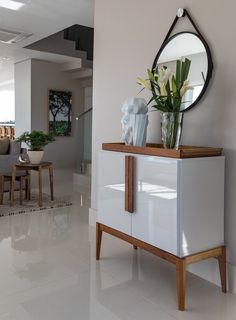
0,170,236,319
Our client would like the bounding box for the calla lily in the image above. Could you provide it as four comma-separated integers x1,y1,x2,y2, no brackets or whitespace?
137,77,152,91
159,83,167,96
158,67,171,86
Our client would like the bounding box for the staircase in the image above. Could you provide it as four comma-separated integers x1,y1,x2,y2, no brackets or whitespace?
64,24,94,61
25,24,94,79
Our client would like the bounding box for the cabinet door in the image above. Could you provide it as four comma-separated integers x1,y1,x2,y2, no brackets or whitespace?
97,151,132,235
178,157,225,257
132,156,179,255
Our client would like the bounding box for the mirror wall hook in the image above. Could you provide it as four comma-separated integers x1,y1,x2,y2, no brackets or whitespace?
177,8,185,18
163,8,205,50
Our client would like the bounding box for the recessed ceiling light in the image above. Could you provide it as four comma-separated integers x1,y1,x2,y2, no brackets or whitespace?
0,0,28,11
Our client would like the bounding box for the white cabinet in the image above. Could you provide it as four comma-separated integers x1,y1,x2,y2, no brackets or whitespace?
133,156,178,255
98,151,132,235
97,150,225,257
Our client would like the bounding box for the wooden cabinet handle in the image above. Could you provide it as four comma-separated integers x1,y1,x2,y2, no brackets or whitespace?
125,156,135,213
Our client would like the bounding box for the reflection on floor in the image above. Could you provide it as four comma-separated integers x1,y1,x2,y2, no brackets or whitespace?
0,170,235,319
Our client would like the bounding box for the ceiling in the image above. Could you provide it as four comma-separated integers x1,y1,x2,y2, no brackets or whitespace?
0,0,94,84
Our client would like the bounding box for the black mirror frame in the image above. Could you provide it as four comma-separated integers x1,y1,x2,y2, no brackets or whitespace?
151,9,214,112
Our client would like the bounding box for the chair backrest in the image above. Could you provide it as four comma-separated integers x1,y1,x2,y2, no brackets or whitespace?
0,126,15,139
0,126,5,138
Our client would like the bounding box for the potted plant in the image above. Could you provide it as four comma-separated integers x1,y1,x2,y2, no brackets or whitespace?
17,131,55,164
137,58,193,149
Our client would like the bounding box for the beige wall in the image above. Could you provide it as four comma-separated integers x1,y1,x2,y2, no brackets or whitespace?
15,59,85,169
92,0,236,288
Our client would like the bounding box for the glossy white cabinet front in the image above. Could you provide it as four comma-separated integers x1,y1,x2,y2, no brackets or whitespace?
98,151,132,235
97,150,225,257
133,155,178,254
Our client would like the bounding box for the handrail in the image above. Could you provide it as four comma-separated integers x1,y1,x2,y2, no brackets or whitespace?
76,107,92,120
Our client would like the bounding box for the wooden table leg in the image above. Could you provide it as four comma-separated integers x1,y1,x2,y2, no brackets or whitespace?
49,165,54,201
96,223,103,260
176,258,186,311
10,166,16,206
19,177,23,205
218,246,227,293
0,175,3,205
28,172,31,200
38,167,43,207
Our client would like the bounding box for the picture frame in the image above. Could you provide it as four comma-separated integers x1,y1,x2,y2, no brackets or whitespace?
49,90,72,136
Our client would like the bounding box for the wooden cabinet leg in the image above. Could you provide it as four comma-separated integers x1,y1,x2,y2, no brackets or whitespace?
96,223,103,260
218,246,227,293
176,258,186,311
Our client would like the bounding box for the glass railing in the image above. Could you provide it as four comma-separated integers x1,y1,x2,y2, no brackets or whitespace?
75,107,92,175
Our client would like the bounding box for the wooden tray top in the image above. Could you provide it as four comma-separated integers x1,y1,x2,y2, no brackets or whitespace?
102,143,223,159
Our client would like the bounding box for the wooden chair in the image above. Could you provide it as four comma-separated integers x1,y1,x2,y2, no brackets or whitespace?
10,127,15,139
4,126,11,138
0,171,31,206
0,126,5,138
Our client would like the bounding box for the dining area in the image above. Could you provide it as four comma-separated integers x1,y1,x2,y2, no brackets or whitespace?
0,162,54,208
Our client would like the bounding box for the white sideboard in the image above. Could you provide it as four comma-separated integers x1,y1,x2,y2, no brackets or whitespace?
96,145,226,310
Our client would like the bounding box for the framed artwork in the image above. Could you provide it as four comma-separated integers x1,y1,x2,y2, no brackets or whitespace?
49,90,72,136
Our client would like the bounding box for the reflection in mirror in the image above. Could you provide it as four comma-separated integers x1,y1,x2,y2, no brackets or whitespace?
153,32,212,111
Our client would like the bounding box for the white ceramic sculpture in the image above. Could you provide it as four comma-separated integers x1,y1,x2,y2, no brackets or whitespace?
121,98,148,147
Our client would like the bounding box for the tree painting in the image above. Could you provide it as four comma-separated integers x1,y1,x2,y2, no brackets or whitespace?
49,90,72,136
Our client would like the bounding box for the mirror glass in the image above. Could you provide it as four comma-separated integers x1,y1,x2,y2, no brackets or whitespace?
153,32,213,112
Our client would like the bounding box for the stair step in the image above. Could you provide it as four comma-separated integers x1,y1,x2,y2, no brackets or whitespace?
71,69,93,79
64,25,94,61
61,60,83,72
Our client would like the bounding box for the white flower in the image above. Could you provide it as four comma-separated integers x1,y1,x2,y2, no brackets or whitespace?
180,80,193,97
157,67,172,97
160,83,167,96
158,67,171,85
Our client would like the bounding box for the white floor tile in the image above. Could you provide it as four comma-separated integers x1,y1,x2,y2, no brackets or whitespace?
0,169,235,319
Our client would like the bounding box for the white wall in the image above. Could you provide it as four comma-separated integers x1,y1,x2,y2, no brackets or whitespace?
92,0,236,290
15,59,85,169
15,60,31,137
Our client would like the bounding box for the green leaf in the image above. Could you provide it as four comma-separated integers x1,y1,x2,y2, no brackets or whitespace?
181,58,191,83
147,68,155,81
176,60,181,90
171,75,177,94
184,58,191,81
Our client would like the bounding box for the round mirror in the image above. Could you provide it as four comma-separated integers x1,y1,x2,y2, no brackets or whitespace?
152,32,213,112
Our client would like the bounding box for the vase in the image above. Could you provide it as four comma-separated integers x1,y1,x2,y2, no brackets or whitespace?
27,150,44,164
161,112,183,149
